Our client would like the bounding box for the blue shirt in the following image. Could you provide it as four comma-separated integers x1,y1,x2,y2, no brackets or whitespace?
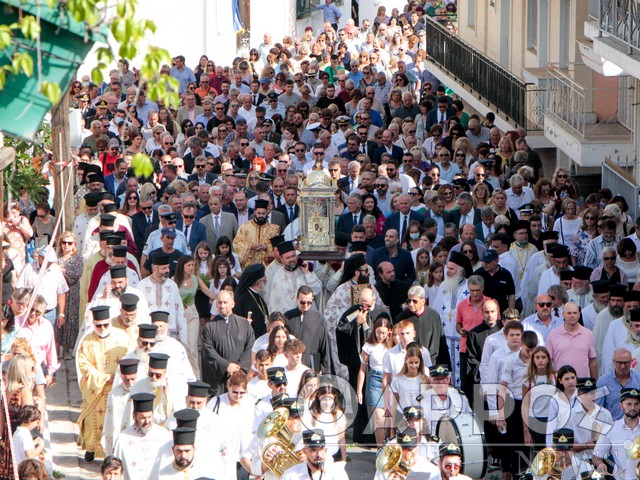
316,2,342,23
596,370,640,420
170,66,196,94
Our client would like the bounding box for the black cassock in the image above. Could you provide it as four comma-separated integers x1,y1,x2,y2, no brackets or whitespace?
336,305,387,387
283,308,332,373
233,288,269,338
201,314,255,395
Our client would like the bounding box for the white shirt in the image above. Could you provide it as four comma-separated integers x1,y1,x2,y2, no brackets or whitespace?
522,313,563,346
382,344,432,376
594,416,640,479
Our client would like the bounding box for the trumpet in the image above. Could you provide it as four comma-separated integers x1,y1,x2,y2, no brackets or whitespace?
257,407,301,477
376,444,411,480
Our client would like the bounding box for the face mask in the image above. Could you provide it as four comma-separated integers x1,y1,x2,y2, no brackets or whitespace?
95,329,110,338
409,233,420,240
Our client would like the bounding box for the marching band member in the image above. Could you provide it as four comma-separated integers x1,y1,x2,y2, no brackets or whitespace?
253,366,291,432
374,427,440,480
593,387,640,479
437,443,474,480
421,364,471,436
402,406,440,463
280,429,348,480
532,428,593,480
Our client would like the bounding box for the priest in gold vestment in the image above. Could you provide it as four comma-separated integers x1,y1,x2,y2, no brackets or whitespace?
233,199,280,269
76,305,129,461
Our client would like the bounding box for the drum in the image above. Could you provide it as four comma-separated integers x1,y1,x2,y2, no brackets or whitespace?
436,413,487,479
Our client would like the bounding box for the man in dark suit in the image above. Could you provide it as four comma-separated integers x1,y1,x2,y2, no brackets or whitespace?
446,192,481,229
383,194,425,240
104,158,128,195
131,196,158,259
275,186,300,227
181,203,208,252
284,286,331,373
337,160,361,196
186,157,216,184
425,96,457,131
355,124,378,159
336,193,364,235
372,129,404,165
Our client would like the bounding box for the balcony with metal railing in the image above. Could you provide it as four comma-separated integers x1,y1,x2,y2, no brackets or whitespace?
591,0,640,79
544,67,634,166
424,19,546,131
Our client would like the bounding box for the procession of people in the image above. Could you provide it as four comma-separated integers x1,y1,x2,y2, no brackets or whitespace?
4,1,640,479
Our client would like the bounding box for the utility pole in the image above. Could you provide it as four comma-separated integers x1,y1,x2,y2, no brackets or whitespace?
50,94,75,232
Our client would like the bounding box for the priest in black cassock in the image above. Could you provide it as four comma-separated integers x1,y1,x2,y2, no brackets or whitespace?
201,290,255,395
335,285,388,388
283,285,332,373
233,263,269,338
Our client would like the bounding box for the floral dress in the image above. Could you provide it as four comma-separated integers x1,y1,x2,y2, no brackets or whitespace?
57,253,83,347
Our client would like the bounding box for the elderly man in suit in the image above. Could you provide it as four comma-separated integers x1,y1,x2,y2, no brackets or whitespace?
181,203,208,252
447,192,481,229
199,195,238,248
131,195,158,257
336,193,365,235
176,92,204,126
383,194,425,240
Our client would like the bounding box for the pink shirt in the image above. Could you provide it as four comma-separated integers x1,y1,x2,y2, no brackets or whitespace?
546,324,595,377
455,296,489,353
17,318,58,375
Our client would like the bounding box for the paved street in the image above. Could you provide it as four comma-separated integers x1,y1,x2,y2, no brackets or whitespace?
46,358,377,480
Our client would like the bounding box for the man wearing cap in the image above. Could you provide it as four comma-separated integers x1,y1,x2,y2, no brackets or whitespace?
138,252,187,344
83,199,136,257
102,358,139,456
547,302,597,378
75,192,100,253
566,266,594,309
536,244,571,296
233,264,270,338
400,406,440,461
87,237,139,300
110,292,144,349
421,365,471,435
593,387,640,479
267,240,322,313
79,263,149,344
521,231,559,316
16,245,69,325
130,352,185,427
90,245,141,301
436,442,473,480
508,219,538,296
142,210,191,263
536,428,594,480
593,284,627,365
431,251,473,386
373,428,439,480
551,378,613,465
602,301,640,375
582,280,611,331
112,392,171,478
281,429,348,480
241,395,304,480
252,367,291,431
202,290,255,394
142,228,182,277
77,305,130,461
233,198,280,269
264,234,285,288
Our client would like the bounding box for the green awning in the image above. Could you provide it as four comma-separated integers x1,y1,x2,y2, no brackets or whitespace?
0,0,107,138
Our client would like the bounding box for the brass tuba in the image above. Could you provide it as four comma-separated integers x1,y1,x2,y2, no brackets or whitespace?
376,444,411,480
529,447,567,479
257,407,301,477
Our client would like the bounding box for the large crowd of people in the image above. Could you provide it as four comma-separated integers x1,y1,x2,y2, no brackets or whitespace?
3,0,640,479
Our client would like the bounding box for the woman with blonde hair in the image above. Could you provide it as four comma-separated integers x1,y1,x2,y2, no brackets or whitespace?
5,354,36,431
56,232,83,359
471,182,491,209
